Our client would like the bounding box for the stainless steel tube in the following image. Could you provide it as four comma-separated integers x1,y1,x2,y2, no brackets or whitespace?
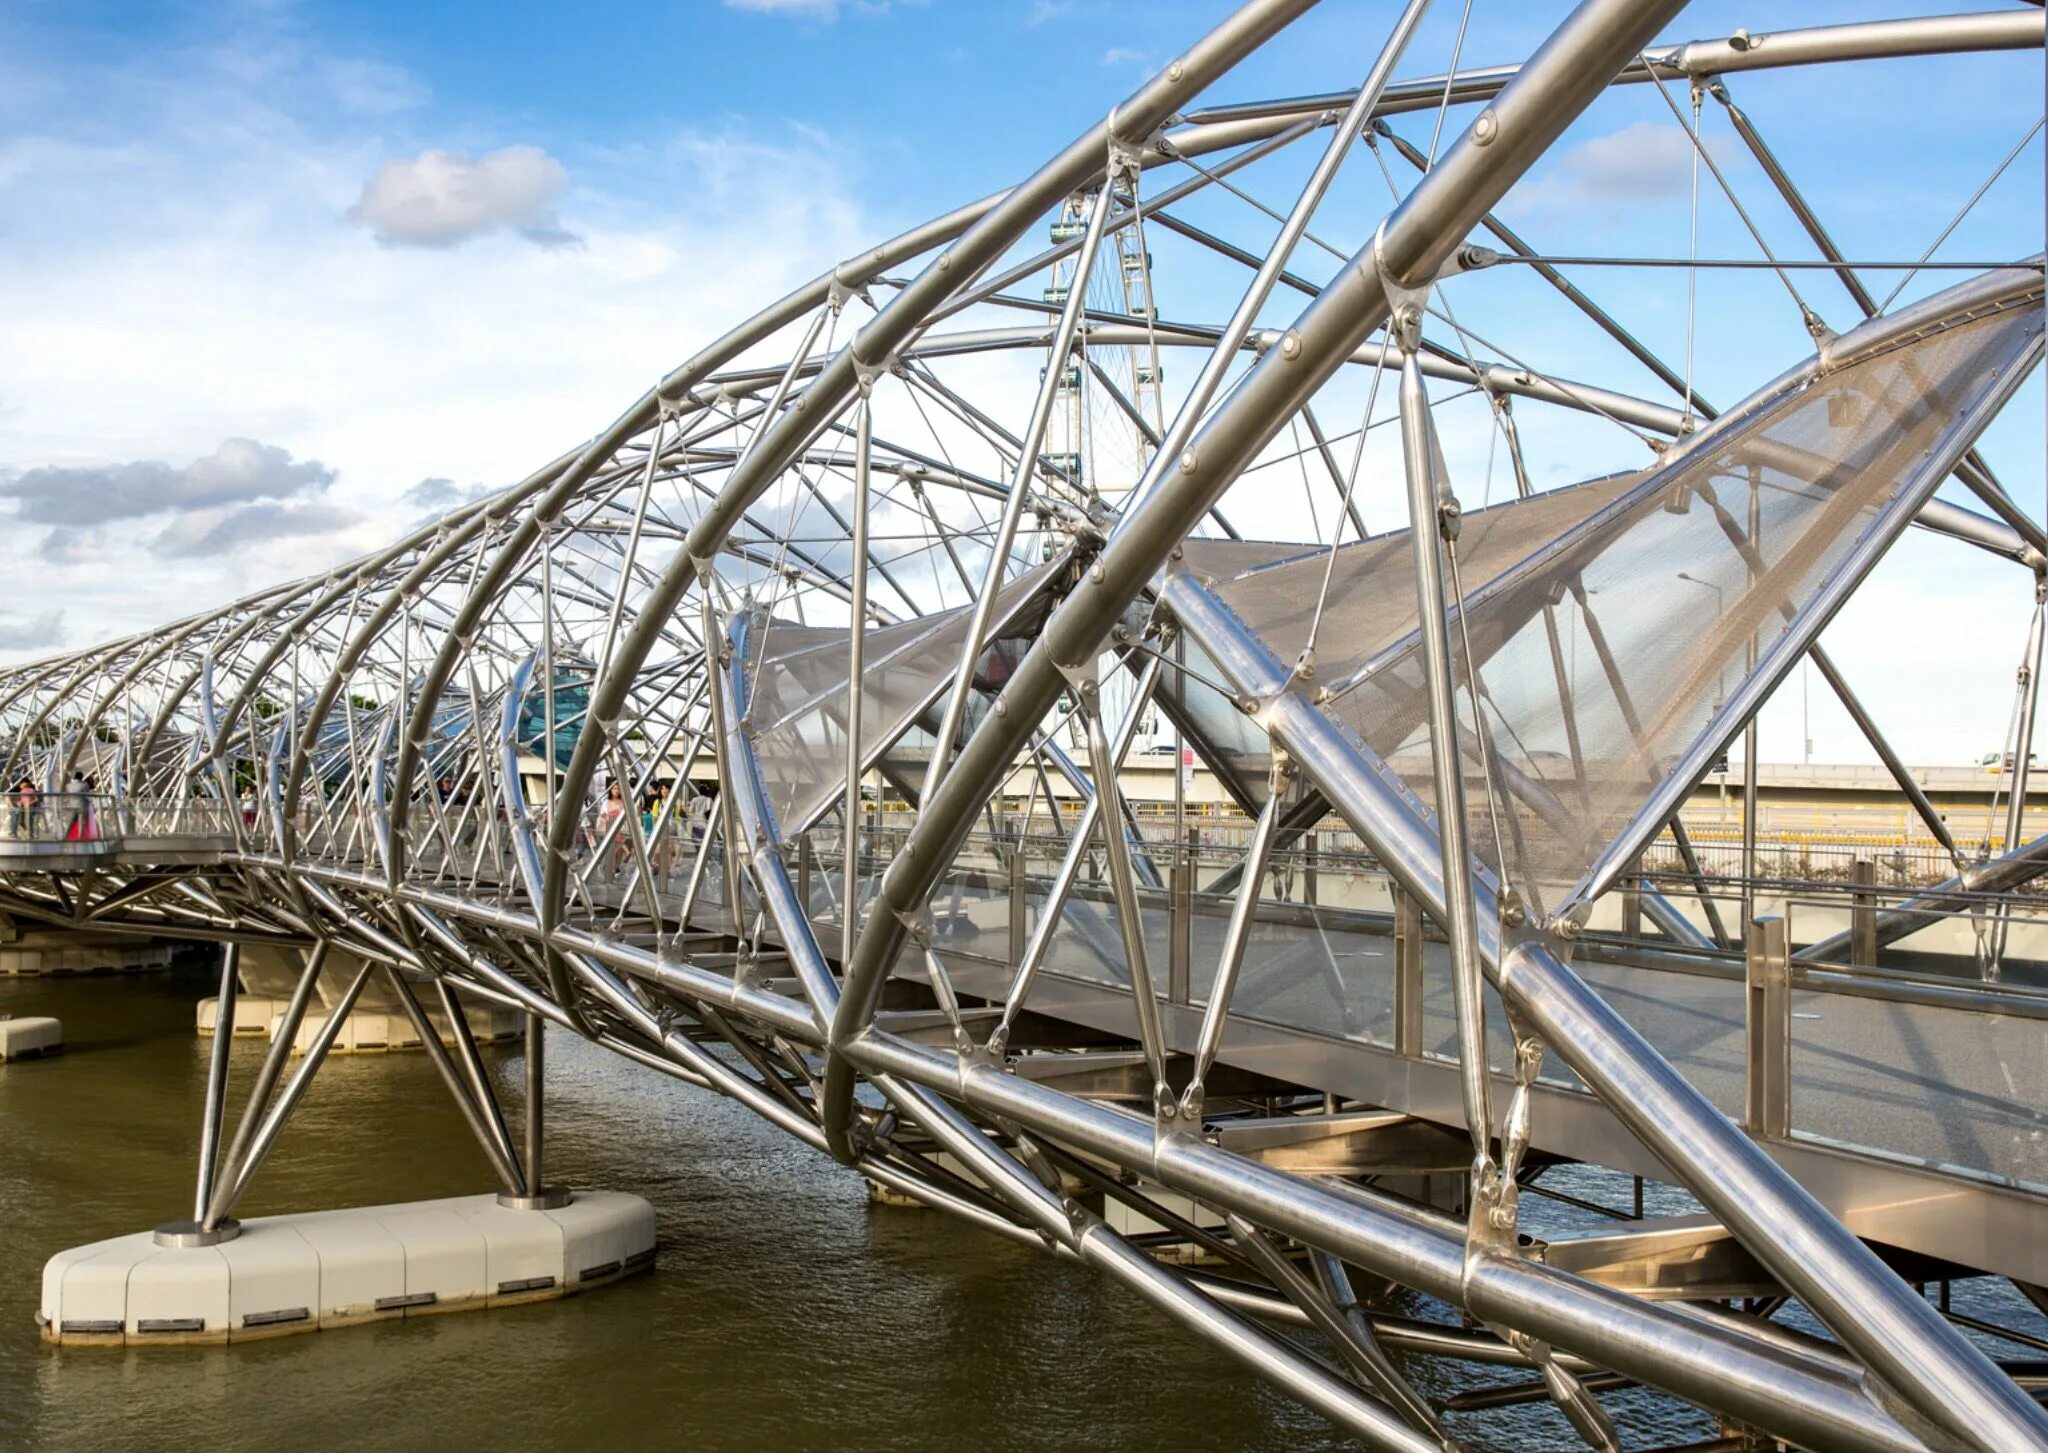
1396,336,1494,1163
438,977,524,1195
823,0,1694,1166
204,941,326,1230
211,956,377,1220
192,942,241,1223
524,1011,544,1195
846,1027,1927,1453
383,965,524,1197
1162,562,2048,1451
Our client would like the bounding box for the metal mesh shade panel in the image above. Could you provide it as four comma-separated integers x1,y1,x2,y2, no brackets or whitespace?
1171,477,1646,815
59,732,135,787
125,728,199,795
739,561,1056,839
1201,304,2043,912
1179,471,1646,688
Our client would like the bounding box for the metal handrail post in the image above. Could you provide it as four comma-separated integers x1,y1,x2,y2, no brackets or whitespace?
1850,860,1878,968
1394,885,1424,1059
1169,834,1193,1007
1744,915,1792,1138
1008,847,1028,970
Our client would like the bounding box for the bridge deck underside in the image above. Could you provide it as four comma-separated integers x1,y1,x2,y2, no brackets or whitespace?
613,845,2048,1284
10,830,2040,1287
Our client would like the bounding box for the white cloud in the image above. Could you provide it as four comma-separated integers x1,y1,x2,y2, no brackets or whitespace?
0,437,335,526
1562,122,1696,199
721,0,926,20
152,499,362,558
38,530,99,567
0,611,65,653
401,476,480,512
726,0,840,15
1505,120,1711,217
348,144,577,248
1,436,358,570
1100,47,1152,69
0,29,877,654
401,475,495,523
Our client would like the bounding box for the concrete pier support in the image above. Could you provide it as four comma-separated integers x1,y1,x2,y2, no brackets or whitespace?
198,945,522,1052
0,928,174,976
0,1015,64,1060
289,1005,525,1054
39,1192,656,1345
1103,1184,1229,1266
196,995,289,1037
196,996,524,1050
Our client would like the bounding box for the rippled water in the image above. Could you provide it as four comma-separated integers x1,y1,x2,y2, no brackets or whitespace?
6,964,2024,1451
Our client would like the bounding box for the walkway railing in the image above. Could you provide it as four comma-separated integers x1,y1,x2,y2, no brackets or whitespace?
0,793,237,850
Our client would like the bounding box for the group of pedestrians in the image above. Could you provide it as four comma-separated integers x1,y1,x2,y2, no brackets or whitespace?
589,779,711,877
7,772,101,841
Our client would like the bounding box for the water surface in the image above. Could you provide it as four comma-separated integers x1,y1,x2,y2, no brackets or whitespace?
0,966,1923,1450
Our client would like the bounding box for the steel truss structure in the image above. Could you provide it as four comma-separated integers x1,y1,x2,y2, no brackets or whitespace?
4,4,2047,1447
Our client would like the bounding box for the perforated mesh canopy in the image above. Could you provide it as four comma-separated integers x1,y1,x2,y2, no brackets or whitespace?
1180,471,1645,688
740,561,1058,838
1191,300,2043,912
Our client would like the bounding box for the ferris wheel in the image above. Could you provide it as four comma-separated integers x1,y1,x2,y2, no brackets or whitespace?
1039,182,1168,507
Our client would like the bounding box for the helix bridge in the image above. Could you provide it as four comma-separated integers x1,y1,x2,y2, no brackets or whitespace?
3,4,2046,1448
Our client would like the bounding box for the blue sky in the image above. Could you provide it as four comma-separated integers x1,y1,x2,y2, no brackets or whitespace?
0,1,2040,764
13,1,2038,254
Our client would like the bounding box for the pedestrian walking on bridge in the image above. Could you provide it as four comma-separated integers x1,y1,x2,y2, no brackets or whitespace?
9,777,38,839
61,772,88,841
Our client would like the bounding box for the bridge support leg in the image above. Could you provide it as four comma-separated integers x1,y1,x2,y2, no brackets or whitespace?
193,944,239,1222
526,1013,543,1190
382,966,525,1199
437,978,525,1196
199,942,328,1232
501,1011,570,1210
147,943,248,1247
50,952,643,1346
166,953,375,1243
